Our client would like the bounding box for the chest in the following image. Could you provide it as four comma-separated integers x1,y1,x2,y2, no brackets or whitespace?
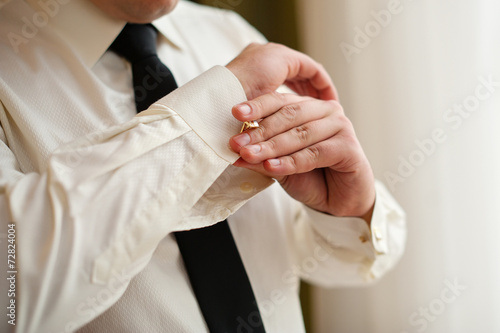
0,34,242,174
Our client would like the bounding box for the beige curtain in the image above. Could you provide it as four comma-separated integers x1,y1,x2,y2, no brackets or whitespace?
297,0,500,332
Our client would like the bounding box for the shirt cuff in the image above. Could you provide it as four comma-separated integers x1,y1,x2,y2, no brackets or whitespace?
303,180,405,279
304,204,376,253
143,65,247,163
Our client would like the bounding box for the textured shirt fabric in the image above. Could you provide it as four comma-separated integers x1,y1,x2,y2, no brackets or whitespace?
0,1,406,332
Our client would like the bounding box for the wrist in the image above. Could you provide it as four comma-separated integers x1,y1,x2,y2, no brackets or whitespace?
359,202,375,226
226,64,251,99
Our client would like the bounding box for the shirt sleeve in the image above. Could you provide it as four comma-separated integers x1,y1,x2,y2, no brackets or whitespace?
0,66,273,333
290,180,407,287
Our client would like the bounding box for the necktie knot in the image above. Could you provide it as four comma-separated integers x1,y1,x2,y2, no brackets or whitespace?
110,23,158,64
108,23,178,112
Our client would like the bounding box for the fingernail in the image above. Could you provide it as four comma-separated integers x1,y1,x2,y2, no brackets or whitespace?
267,159,281,166
246,144,261,154
233,133,251,147
237,104,252,115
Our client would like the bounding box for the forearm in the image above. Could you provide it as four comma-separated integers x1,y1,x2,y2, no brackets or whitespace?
0,67,273,332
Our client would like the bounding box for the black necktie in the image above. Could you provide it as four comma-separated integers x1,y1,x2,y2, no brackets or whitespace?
110,24,266,333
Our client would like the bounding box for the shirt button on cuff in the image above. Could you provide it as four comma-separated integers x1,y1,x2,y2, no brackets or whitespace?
359,235,369,243
240,182,254,193
373,227,383,241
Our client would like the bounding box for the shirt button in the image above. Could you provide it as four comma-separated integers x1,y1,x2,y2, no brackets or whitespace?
359,235,369,243
373,227,383,241
240,182,254,193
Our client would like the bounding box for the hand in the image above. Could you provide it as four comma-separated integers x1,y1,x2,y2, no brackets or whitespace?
226,43,338,101
229,93,376,223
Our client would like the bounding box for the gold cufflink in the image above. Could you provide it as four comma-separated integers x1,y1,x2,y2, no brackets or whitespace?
240,121,259,133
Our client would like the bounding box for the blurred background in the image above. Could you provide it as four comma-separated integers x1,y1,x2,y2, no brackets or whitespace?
193,1,500,332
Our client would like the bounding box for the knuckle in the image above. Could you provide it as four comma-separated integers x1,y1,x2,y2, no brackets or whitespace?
249,98,264,115
252,125,266,141
280,104,299,122
305,145,321,162
325,99,344,113
342,130,360,147
338,114,354,130
269,91,285,103
253,98,264,110
288,155,299,173
336,129,360,154
266,139,278,152
242,152,260,164
293,125,310,143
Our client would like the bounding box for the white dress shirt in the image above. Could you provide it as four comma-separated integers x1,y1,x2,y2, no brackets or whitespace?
0,1,406,332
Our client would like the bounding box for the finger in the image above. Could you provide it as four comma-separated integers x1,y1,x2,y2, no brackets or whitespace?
233,158,268,175
233,158,289,184
261,135,358,176
230,99,340,153
232,92,308,121
285,52,338,101
239,116,342,164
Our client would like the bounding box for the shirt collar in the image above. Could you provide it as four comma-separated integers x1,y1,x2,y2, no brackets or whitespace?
25,0,187,68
